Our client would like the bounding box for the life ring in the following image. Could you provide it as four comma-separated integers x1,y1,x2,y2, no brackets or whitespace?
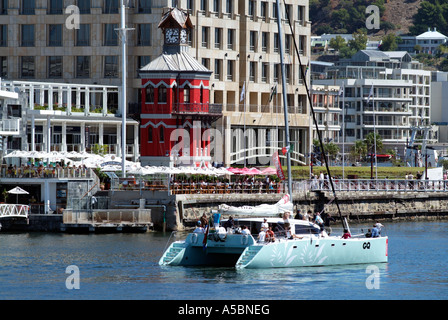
241,234,248,245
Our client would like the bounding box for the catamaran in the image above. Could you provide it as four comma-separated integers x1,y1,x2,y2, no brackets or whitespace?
159,0,388,269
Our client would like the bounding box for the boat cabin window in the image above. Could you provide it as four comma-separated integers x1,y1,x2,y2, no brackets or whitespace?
295,224,320,235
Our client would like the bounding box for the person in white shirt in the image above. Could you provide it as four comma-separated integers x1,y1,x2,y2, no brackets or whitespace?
261,218,269,232
241,225,251,235
193,221,205,233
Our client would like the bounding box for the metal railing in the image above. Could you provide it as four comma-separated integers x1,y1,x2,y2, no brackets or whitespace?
0,167,96,179
0,204,29,218
307,178,448,192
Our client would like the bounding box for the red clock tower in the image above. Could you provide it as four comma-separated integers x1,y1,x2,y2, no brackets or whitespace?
139,7,222,167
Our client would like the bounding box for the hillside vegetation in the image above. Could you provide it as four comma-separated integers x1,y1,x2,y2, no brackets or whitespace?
310,0,447,36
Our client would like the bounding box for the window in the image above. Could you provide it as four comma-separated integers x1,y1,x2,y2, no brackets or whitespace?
261,32,268,52
145,86,154,103
227,60,234,81
76,56,90,78
0,25,6,47
48,24,62,47
200,0,207,11
262,63,268,83
201,27,209,48
260,2,267,20
227,29,234,50
104,24,118,46
138,56,151,69
148,127,153,142
0,0,7,15
214,28,222,49
21,0,35,14
297,5,305,24
272,3,277,19
76,24,90,46
183,85,190,103
21,56,34,78
48,0,63,14
250,31,257,51
138,0,152,13
159,127,165,143
225,0,233,14
78,0,90,14
248,0,254,18
249,62,256,82
213,0,219,13
0,56,7,77
48,56,62,78
214,59,222,80
104,56,118,78
285,34,291,54
103,0,118,13
274,33,279,53
137,24,151,46
158,86,167,103
21,25,34,47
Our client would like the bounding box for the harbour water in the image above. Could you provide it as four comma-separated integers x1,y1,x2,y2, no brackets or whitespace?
0,221,446,300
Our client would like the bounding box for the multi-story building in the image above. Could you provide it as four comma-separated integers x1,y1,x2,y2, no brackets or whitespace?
314,50,435,156
398,28,448,55
0,0,312,167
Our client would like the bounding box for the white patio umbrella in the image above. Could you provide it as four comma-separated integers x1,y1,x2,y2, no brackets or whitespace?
8,186,29,204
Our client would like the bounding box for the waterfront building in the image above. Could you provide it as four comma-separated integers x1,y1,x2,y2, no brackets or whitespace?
0,0,312,167
314,50,436,156
398,28,448,55
430,71,448,145
138,7,222,167
311,84,341,144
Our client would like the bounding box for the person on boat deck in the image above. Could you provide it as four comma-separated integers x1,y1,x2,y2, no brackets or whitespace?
261,218,269,232
285,226,302,240
223,216,234,230
371,225,380,238
241,225,251,235
294,209,303,220
374,221,384,234
266,226,275,242
342,229,351,239
200,213,208,228
257,229,266,242
322,212,336,235
283,212,291,228
194,221,205,233
365,229,372,238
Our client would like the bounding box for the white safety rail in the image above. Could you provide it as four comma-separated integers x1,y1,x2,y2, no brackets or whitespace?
0,204,29,219
0,119,21,136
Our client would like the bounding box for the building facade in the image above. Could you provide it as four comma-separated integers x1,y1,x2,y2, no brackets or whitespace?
0,0,312,167
314,50,435,156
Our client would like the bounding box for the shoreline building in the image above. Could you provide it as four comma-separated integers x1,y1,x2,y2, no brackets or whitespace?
314,50,436,157
0,0,312,167
398,28,448,55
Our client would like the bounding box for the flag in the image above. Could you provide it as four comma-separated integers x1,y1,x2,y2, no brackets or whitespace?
338,85,344,96
281,143,294,155
202,224,209,250
273,151,285,181
269,84,277,103
240,81,246,102
367,84,374,104
305,61,310,76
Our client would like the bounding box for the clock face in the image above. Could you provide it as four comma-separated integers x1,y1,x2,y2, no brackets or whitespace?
165,28,180,44
180,29,187,43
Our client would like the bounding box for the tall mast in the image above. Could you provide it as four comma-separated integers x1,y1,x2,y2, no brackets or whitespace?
118,0,133,177
275,0,293,200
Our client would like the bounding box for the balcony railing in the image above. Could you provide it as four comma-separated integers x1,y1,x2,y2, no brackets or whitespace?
172,103,222,115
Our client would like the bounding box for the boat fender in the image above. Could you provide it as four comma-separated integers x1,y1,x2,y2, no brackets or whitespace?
191,233,198,244
242,234,248,245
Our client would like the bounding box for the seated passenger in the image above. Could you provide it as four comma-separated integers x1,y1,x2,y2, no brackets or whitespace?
365,229,372,238
342,229,351,239
266,227,276,242
257,230,266,242
371,225,380,238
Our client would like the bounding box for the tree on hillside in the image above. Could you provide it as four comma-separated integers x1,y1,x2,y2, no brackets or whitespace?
379,33,399,51
329,35,347,52
440,58,448,72
410,0,448,35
